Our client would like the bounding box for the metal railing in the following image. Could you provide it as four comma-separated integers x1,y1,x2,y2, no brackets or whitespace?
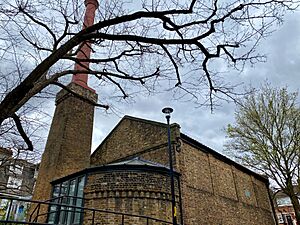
0,196,174,225
29,195,86,223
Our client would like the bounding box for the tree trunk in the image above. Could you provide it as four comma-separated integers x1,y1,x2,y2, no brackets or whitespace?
289,192,300,224
0,34,84,126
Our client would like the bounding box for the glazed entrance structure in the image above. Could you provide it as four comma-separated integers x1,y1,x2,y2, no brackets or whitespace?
0,195,173,225
1,158,180,225
16,0,277,223
47,175,85,224
46,158,181,225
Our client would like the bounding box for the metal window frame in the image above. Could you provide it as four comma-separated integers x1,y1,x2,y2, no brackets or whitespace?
47,175,86,225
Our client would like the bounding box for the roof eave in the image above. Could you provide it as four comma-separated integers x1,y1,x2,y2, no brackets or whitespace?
180,133,269,183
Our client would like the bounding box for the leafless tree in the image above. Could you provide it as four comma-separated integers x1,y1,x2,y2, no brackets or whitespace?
0,0,297,154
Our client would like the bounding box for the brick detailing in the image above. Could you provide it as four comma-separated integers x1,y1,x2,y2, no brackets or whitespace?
31,83,97,221
84,169,180,224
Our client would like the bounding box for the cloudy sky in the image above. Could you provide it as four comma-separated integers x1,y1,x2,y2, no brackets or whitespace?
89,10,300,154
20,6,299,158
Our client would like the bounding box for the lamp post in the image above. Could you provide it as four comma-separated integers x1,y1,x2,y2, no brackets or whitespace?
162,107,177,225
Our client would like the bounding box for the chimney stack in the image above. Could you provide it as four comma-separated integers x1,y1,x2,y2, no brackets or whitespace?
31,1,99,222
72,0,99,90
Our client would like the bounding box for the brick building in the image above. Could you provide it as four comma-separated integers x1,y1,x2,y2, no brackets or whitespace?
31,84,277,224
0,148,37,198
30,0,277,224
274,189,297,225
0,147,37,221
91,115,276,225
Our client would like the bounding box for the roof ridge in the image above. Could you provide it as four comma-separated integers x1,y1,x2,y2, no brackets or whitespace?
180,132,269,183
123,115,180,128
91,115,180,157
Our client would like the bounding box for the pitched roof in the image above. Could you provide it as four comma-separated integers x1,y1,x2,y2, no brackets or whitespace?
91,115,179,157
107,156,169,169
92,115,268,183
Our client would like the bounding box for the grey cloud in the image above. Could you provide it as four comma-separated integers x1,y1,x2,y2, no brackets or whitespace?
92,10,300,156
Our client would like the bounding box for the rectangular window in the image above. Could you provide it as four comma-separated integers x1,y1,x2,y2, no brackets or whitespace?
277,214,284,223
66,179,76,225
52,184,61,198
7,177,22,189
47,184,61,224
9,165,23,175
74,176,84,224
276,197,292,206
48,176,85,225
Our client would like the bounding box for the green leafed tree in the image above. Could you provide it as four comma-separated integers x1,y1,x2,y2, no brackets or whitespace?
225,85,300,222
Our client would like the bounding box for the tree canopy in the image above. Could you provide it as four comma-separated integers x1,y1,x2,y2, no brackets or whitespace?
225,86,300,222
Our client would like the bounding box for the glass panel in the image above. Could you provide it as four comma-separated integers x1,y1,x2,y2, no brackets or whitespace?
47,212,56,224
74,176,85,224
7,177,22,189
59,206,66,224
53,184,60,197
77,176,84,198
73,198,83,224
9,165,23,175
66,179,76,224
50,176,85,225
48,184,60,224
277,197,292,206
69,179,76,197
73,207,82,224
60,181,68,202
52,184,60,201
59,181,69,224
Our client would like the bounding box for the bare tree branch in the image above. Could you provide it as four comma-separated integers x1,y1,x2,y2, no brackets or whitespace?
51,81,109,109
0,0,297,159
11,113,33,151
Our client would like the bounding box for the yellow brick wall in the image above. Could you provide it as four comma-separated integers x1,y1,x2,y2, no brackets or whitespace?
179,141,275,225
91,117,181,167
84,169,179,224
89,117,275,225
31,83,97,222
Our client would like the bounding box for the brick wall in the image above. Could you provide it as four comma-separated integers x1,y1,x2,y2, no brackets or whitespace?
90,117,275,225
179,141,275,225
84,168,180,224
91,116,181,168
31,83,97,221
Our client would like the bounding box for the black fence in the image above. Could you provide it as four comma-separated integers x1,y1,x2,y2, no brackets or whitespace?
0,196,174,225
